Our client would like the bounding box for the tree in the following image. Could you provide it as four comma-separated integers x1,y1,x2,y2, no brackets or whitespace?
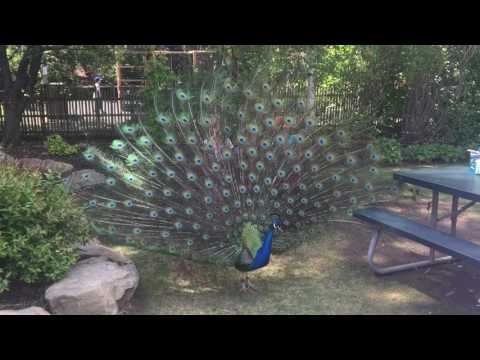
0,45,46,147
0,45,120,147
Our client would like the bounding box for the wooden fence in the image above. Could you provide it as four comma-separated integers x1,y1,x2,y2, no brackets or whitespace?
0,85,366,139
0,85,145,139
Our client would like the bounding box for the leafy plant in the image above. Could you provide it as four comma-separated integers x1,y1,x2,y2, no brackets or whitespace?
401,144,467,163
46,134,80,156
374,137,402,165
0,165,91,293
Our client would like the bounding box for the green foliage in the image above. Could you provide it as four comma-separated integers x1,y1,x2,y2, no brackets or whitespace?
0,165,91,293
401,144,467,163
375,137,402,165
46,134,80,156
241,222,262,257
43,45,118,84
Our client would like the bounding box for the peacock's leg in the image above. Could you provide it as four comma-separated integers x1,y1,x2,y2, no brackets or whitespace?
245,275,258,292
240,274,258,292
240,273,248,292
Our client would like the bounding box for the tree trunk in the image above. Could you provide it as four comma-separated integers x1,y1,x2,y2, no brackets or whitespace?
306,69,316,120
0,45,44,148
2,99,25,148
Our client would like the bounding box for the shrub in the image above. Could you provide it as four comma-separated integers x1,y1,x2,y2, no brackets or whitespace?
0,165,91,293
47,134,80,156
374,137,402,165
401,144,467,163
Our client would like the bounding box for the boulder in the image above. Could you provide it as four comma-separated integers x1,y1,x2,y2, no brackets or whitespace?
78,244,132,264
45,254,139,315
17,158,74,175
64,169,105,191
0,306,50,315
0,148,15,164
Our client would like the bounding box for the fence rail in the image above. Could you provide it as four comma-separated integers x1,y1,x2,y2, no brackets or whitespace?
0,85,366,139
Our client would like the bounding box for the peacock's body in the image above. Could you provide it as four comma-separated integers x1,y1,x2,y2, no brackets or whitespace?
80,66,395,287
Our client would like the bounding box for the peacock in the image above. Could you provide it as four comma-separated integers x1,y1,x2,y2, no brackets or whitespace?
79,66,396,291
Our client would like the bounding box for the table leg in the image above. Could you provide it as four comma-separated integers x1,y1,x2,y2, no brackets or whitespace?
451,195,459,236
430,191,439,260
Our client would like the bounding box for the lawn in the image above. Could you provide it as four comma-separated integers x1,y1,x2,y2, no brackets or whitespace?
109,165,480,315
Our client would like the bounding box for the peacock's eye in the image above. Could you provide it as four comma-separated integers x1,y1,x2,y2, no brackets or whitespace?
204,196,213,204
106,177,116,186
318,136,328,146
273,98,283,108
255,103,265,112
175,152,184,161
276,135,285,145
265,118,274,127
223,150,232,160
222,205,231,213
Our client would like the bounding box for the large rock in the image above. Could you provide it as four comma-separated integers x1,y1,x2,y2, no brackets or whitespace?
78,244,132,264
17,158,73,175
64,169,105,191
0,306,50,315
0,148,15,164
45,254,139,315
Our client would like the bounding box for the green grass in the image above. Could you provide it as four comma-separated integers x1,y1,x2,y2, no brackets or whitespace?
106,164,478,315
110,225,455,314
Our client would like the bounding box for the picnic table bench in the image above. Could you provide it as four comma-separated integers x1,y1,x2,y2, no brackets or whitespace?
354,166,480,275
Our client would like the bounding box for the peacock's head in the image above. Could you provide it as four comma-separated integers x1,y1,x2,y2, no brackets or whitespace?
270,214,283,232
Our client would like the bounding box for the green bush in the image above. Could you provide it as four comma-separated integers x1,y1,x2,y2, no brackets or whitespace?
0,165,91,293
401,144,467,163
374,137,402,165
47,134,80,157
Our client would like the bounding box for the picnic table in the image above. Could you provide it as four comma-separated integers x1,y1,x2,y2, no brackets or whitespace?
354,165,480,275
